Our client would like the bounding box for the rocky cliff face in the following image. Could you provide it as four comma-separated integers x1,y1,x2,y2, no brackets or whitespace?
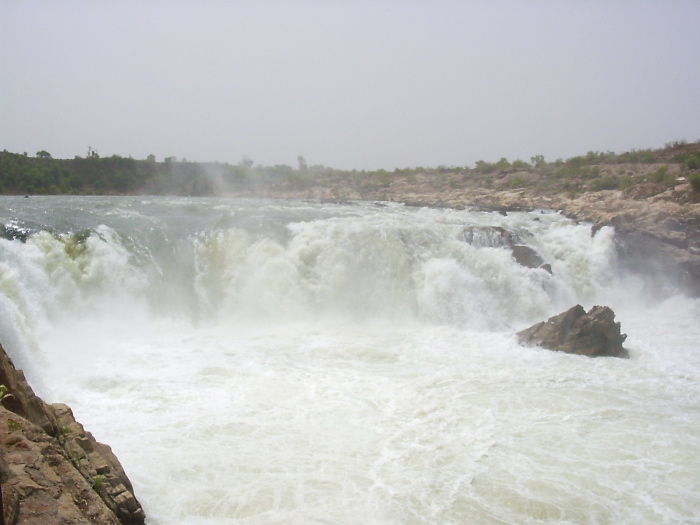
0,343,145,525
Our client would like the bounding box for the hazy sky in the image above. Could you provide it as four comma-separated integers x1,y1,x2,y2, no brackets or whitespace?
2,1,699,170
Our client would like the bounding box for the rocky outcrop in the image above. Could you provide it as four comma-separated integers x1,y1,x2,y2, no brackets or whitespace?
611,215,700,296
0,343,145,525
463,225,551,272
517,305,629,358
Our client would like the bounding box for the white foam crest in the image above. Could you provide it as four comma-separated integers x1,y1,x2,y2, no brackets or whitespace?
3,198,699,524
0,226,152,380
537,222,618,305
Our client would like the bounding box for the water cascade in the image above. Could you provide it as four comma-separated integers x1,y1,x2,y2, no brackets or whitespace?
1,196,698,524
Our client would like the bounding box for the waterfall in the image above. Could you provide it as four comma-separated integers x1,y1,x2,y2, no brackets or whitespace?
1,196,698,524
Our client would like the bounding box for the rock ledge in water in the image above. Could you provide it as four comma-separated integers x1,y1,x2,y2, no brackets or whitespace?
517,305,629,358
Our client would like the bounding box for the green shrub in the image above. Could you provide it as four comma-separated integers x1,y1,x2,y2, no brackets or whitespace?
475,160,496,173
649,166,676,186
590,175,621,191
684,152,700,170
511,159,530,169
689,172,700,192
506,176,529,188
619,176,635,189
616,149,657,163
91,475,105,492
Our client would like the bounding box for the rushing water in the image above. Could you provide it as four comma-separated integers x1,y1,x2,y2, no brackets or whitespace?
1,195,699,525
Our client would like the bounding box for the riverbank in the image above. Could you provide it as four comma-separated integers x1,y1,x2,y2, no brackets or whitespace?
0,342,145,525
220,160,700,296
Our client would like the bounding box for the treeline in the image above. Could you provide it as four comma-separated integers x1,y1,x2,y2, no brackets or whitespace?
0,150,357,196
1,141,699,196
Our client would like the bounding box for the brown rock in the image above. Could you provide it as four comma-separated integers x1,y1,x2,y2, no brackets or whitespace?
51,404,145,525
0,353,57,436
517,304,629,358
0,342,145,524
1,407,123,525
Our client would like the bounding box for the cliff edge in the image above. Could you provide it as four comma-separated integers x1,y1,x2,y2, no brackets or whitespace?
0,342,145,525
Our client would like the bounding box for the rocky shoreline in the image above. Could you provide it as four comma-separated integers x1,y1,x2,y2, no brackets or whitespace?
229,167,700,296
0,342,145,525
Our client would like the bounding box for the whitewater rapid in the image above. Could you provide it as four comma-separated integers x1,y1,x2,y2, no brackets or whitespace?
1,196,699,524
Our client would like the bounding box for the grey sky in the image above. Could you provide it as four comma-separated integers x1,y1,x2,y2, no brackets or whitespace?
2,1,699,170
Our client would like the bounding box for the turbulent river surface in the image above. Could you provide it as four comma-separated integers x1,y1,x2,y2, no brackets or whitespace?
1,195,699,525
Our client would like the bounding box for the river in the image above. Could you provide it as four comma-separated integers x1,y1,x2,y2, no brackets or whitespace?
1,196,699,524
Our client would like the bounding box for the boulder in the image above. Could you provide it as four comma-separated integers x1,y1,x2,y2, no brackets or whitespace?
463,225,551,272
463,225,514,248
517,305,629,358
511,245,549,272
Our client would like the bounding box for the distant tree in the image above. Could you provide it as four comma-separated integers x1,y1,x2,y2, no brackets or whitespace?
475,160,496,173
146,154,156,163
511,159,530,169
297,155,308,172
239,156,254,169
36,150,52,159
530,155,546,167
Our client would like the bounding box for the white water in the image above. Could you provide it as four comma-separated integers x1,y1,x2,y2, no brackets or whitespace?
1,196,699,524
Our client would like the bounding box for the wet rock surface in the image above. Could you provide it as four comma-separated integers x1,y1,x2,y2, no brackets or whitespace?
517,305,629,358
462,225,551,272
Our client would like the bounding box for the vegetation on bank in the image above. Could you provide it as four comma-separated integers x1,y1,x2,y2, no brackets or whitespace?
1,141,700,198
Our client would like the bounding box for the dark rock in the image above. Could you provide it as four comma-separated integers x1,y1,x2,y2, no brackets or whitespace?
463,225,551,272
517,305,629,358
463,225,514,248
511,245,546,270
613,217,700,296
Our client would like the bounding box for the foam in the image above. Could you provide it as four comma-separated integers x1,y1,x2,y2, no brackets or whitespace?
0,196,698,524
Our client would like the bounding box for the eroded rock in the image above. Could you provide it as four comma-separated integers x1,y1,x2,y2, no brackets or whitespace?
0,342,145,524
517,305,629,358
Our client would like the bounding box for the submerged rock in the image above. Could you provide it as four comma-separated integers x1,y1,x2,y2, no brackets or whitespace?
463,225,515,248
0,342,146,524
463,225,551,272
517,305,629,358
511,245,549,272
